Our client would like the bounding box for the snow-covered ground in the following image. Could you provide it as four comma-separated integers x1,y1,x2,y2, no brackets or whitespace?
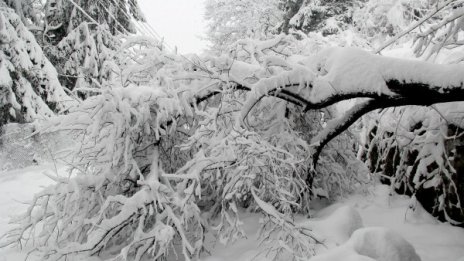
1,165,463,261
0,165,63,261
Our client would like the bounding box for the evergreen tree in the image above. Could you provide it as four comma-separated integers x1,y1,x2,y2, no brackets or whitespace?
278,0,364,35
356,0,464,224
0,4,75,125
204,0,282,51
42,0,145,95
43,0,145,44
353,0,430,47
1,0,42,27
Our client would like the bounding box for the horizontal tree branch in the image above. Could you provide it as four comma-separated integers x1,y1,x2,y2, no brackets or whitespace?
311,79,464,167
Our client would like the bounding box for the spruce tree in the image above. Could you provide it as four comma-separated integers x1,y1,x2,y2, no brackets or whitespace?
42,0,145,94
279,0,364,35
0,4,75,125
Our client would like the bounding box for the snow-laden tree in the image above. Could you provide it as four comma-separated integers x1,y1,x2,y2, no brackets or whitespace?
37,0,145,96
0,34,374,260
368,0,464,56
360,104,464,225
45,0,142,93
45,22,120,98
353,0,430,46
1,0,144,124
0,5,75,125
356,0,464,225
4,0,464,260
0,0,42,27
410,0,464,60
278,0,364,36
43,0,145,44
204,0,282,52
5,24,464,259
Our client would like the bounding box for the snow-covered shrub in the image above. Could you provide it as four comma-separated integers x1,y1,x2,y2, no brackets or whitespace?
0,85,205,260
361,104,464,225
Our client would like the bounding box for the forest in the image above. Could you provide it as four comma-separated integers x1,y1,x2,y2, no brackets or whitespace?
1,0,464,260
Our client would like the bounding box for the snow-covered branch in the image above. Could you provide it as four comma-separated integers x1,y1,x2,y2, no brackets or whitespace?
236,46,464,165
4,30,464,260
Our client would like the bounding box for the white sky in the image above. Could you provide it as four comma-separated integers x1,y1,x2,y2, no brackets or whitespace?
138,0,209,54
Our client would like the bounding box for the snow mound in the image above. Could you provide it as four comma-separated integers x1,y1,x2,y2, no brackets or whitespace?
349,227,421,261
311,227,421,261
301,205,363,246
404,196,438,225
